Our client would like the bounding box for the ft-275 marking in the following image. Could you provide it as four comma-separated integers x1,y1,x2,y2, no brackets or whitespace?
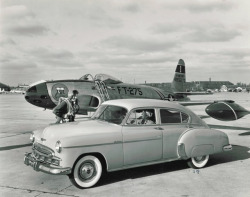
117,86,143,96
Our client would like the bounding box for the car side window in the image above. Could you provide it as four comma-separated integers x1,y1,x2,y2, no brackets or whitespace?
97,105,127,124
127,109,156,125
160,109,189,124
181,112,189,123
160,109,181,123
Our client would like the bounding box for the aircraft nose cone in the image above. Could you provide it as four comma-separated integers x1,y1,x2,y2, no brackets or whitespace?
25,81,56,109
178,59,185,66
206,101,249,121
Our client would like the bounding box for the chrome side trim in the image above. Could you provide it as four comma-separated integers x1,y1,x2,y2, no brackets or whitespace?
124,137,162,143
64,137,162,149
64,142,122,149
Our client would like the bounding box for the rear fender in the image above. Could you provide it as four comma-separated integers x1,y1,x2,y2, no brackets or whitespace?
178,128,229,159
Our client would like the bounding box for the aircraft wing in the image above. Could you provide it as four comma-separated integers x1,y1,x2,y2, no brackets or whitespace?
178,101,214,106
175,92,213,96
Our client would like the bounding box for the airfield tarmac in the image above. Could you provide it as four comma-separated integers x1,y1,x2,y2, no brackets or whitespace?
0,93,250,197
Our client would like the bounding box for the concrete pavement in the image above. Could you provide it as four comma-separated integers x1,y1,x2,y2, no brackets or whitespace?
0,94,250,197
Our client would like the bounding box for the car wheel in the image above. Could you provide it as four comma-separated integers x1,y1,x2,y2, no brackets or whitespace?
69,155,102,189
187,155,209,169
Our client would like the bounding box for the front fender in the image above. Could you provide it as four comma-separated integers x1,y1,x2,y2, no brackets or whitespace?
178,128,230,159
57,131,123,171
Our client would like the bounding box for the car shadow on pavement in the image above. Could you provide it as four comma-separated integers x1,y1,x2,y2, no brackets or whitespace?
239,131,250,136
99,160,187,187
98,144,250,187
208,145,250,166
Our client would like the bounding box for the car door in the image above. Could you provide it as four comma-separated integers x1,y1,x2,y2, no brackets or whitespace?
158,108,190,160
122,108,163,166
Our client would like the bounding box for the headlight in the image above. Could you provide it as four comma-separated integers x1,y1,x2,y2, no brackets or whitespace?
55,141,62,153
30,133,35,143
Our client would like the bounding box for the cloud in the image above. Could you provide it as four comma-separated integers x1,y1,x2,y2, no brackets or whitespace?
185,28,240,42
151,23,186,34
27,47,85,70
86,13,122,28
30,48,75,60
0,52,18,64
83,4,123,28
2,5,34,19
220,48,250,57
1,61,38,70
39,59,83,69
101,36,177,52
2,5,49,36
151,21,241,42
184,47,250,61
166,0,235,12
121,3,140,13
90,54,170,65
6,24,49,36
0,38,17,46
0,59,44,86
184,0,234,12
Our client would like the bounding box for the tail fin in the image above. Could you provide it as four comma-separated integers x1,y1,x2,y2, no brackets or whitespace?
171,59,186,92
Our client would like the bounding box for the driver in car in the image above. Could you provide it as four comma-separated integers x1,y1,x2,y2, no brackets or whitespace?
139,111,155,125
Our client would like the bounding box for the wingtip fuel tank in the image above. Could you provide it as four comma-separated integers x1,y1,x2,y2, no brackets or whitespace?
205,100,250,121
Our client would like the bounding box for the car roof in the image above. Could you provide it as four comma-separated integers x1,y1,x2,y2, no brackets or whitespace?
102,99,185,111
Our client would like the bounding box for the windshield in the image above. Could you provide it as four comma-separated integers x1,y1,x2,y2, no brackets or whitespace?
91,105,127,125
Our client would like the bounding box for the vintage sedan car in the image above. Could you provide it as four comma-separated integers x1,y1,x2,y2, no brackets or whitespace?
24,99,232,188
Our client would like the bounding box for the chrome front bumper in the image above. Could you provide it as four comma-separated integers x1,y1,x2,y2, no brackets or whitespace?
223,144,233,151
24,153,71,175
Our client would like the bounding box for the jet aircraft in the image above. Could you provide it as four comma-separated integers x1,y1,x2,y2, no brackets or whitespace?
25,59,250,121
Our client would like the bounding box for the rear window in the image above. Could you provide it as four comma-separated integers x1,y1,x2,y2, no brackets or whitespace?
160,109,189,124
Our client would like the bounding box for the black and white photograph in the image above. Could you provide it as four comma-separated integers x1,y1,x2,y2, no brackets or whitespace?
1,0,250,196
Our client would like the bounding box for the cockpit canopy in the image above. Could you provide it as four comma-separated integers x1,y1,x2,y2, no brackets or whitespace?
80,74,122,84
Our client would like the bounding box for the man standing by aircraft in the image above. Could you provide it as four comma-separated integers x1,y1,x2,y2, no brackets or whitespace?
68,90,79,121
53,90,79,123
69,90,79,107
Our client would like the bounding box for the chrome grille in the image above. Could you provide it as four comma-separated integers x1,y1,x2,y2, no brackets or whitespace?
33,142,54,156
32,143,60,166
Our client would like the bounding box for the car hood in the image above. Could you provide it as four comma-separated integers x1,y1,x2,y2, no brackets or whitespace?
34,120,122,148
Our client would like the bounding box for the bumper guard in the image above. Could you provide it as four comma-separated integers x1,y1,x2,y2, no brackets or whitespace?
223,144,232,151
24,153,71,175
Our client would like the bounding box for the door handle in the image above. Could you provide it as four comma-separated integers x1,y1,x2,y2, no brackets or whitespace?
154,127,164,130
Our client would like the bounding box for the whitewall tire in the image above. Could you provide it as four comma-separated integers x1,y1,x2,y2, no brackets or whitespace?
187,155,209,169
69,155,102,189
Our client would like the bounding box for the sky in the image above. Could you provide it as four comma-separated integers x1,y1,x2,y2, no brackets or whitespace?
0,0,250,86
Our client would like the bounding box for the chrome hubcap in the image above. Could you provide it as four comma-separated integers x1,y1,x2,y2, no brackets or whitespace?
194,156,205,163
79,162,95,180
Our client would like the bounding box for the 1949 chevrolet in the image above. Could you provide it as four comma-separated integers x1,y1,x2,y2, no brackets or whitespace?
24,99,232,188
